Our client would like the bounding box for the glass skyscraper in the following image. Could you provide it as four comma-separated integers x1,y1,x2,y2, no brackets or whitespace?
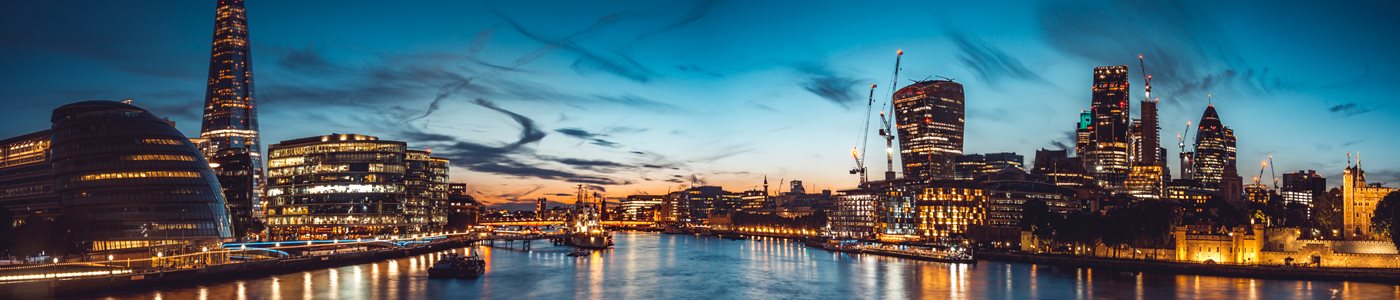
200,0,265,240
893,80,965,182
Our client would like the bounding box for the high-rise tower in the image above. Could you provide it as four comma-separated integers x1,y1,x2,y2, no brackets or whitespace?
1085,66,1131,190
1191,104,1242,202
893,80,965,182
200,0,264,240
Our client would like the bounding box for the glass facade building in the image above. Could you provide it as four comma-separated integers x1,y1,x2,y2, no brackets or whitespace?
264,134,448,240
0,131,59,220
49,101,234,252
893,80,965,182
201,0,266,240
1085,65,1131,190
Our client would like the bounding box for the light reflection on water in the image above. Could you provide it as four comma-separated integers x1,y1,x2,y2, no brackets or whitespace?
97,232,1399,299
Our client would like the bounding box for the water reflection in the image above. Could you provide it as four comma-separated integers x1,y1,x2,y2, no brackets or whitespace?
95,232,1398,299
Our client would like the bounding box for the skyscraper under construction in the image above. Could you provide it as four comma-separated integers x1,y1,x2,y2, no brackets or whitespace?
893,80,965,182
200,0,265,240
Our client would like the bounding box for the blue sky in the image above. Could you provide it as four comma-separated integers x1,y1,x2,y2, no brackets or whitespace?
3,0,1397,208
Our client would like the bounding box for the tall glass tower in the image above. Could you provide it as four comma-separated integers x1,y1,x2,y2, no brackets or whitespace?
893,80,965,182
200,0,264,240
1086,65,1131,189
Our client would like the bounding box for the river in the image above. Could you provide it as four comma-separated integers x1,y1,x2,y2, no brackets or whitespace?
94,232,1398,299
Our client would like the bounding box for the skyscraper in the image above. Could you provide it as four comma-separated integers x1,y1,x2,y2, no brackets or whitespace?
200,0,265,239
1085,66,1131,190
893,80,965,182
1191,105,1232,187
1074,111,1091,157
1191,104,1242,202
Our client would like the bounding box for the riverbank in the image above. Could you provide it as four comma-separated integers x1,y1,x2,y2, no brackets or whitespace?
0,238,474,299
980,251,1400,284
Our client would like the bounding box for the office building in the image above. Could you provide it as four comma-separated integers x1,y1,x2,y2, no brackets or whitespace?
264,134,448,240
1084,66,1131,190
893,80,965,181
954,152,1024,181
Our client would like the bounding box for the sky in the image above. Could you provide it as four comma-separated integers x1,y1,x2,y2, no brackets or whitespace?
3,0,1398,210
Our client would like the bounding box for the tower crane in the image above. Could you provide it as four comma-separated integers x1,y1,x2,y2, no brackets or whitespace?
1138,54,1151,101
1268,154,1278,189
849,84,878,184
877,50,903,181
1255,158,1268,186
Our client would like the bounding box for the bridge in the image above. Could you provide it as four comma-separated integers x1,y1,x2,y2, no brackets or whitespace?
479,220,656,227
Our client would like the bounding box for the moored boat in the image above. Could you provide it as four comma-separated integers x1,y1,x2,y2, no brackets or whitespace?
428,253,486,279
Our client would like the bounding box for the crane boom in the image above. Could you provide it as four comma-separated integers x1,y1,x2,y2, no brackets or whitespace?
1138,54,1151,101
1268,154,1278,189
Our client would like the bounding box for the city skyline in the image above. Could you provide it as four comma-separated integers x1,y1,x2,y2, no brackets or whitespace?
4,1,1399,209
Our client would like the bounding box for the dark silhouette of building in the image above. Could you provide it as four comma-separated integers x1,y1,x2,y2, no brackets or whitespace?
199,0,266,240
1031,149,1093,189
893,80,965,181
445,183,481,230
49,101,234,252
1084,66,1131,190
955,152,1024,181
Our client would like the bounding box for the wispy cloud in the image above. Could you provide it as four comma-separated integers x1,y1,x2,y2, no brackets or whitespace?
797,64,862,108
1328,102,1375,117
950,32,1046,85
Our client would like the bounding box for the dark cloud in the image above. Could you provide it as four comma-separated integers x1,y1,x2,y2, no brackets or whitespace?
635,0,719,41
556,128,597,139
1328,102,1375,117
397,130,457,142
593,94,684,113
950,33,1046,85
501,13,657,82
555,158,628,168
278,46,341,73
1035,1,1301,106
797,64,862,108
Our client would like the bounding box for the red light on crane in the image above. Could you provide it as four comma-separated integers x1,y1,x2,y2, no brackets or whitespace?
897,49,904,56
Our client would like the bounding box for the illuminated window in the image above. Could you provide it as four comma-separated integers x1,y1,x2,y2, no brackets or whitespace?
78,171,201,181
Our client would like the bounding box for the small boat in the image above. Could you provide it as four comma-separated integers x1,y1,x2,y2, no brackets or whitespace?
567,249,592,257
428,253,486,279
716,232,746,240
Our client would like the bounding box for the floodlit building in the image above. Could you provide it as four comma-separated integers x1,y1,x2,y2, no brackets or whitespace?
912,181,987,239
1341,158,1397,240
621,195,664,221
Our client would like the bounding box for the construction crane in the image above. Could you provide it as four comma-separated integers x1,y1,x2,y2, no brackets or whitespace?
1138,54,1151,101
1254,158,1268,186
849,84,878,183
1268,154,1278,189
876,49,904,181
1178,120,1193,178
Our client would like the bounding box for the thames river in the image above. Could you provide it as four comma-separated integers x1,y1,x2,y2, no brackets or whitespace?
96,232,1397,299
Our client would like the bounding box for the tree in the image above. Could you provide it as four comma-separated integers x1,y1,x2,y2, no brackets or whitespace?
1020,199,1056,248
0,209,12,257
1370,191,1400,245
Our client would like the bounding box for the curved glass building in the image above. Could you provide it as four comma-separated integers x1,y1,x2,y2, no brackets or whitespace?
49,100,233,252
